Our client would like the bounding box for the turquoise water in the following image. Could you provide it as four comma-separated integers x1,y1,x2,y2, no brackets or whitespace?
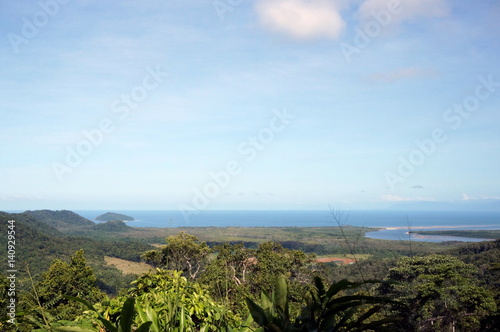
75,210,500,242
364,228,497,243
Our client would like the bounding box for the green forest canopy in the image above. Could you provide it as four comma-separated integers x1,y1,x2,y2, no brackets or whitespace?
1,210,499,331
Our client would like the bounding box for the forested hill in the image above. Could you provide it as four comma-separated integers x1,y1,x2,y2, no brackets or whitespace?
0,211,61,237
0,211,79,276
450,238,500,268
0,211,153,294
24,209,95,229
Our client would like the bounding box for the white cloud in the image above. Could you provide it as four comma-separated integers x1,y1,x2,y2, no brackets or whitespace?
358,0,450,24
1,195,44,201
462,194,500,201
462,193,475,201
381,194,434,202
255,0,345,40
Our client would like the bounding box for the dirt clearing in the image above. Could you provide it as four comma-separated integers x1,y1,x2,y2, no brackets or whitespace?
104,256,154,275
316,257,356,264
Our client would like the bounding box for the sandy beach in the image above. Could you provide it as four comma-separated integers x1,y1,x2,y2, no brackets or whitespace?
384,225,499,230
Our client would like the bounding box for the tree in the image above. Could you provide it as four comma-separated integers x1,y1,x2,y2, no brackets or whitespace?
141,232,210,279
0,274,12,329
253,241,315,299
140,249,164,268
201,243,253,291
25,249,105,323
200,241,317,317
200,243,255,315
379,254,497,332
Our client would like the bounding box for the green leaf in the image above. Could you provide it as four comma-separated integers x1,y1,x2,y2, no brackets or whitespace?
63,295,116,332
356,304,381,321
62,296,95,312
327,294,397,309
179,306,185,331
330,307,356,330
135,301,148,323
135,321,153,332
325,279,362,300
359,316,403,330
260,290,272,310
325,279,383,301
274,275,288,311
119,298,136,332
145,305,160,332
246,297,269,326
313,276,325,297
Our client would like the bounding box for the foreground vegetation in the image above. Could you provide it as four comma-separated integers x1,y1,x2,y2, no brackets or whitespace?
1,210,499,331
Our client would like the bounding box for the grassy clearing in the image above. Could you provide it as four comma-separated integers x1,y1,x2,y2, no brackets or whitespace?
70,226,381,243
104,256,154,275
71,225,460,259
134,226,381,243
316,254,372,260
316,257,356,264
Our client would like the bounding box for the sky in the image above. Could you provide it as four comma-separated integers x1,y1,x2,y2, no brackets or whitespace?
1,0,499,212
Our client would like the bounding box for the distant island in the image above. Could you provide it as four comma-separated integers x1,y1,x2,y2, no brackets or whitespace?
95,212,134,222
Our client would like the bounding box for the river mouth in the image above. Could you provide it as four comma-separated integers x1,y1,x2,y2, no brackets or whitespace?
365,225,499,243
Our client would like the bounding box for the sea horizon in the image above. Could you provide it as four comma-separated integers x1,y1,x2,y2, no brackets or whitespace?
5,209,500,229
6,209,500,243
72,209,500,229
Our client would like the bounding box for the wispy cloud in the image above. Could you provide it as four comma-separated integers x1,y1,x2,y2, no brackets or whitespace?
1,195,44,201
411,185,424,189
381,194,434,202
255,0,345,40
462,194,500,201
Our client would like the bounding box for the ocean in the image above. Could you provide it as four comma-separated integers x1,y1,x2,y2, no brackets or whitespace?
75,210,500,243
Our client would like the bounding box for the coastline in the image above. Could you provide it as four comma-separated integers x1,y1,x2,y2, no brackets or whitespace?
366,225,500,243
383,224,500,230
408,232,495,241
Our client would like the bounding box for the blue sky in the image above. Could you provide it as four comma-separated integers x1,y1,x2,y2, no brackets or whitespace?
1,0,499,211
